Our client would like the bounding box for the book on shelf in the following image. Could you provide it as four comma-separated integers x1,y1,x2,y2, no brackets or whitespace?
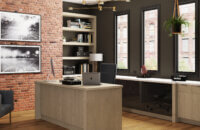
76,33,92,43
88,34,92,43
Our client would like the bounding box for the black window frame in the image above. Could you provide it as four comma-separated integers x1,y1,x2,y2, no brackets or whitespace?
141,5,161,73
174,0,199,75
114,10,130,72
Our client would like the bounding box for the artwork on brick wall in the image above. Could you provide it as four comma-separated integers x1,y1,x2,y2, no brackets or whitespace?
0,45,41,74
0,11,41,42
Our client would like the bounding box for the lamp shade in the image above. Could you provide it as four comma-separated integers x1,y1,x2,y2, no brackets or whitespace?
89,53,103,62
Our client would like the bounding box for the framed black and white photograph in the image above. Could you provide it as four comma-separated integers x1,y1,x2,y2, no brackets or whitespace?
0,45,41,74
0,11,41,42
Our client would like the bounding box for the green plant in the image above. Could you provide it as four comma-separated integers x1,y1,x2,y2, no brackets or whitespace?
164,16,189,36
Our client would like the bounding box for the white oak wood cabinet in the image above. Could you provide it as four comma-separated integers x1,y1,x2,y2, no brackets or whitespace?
35,81,123,130
177,84,200,124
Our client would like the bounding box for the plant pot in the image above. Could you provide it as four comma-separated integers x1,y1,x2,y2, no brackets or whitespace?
172,23,182,34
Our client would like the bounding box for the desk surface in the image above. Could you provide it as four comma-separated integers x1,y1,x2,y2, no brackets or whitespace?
116,75,200,86
35,80,123,90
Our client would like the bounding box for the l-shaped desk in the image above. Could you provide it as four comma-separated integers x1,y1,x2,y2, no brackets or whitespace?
35,75,200,129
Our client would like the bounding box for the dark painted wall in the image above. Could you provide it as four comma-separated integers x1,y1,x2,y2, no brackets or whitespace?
63,1,200,80
92,0,200,80
63,2,90,14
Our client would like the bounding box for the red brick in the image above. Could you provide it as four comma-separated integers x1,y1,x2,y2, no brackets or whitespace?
0,0,63,112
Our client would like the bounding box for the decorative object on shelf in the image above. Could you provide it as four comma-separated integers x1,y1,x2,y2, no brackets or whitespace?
164,0,189,36
68,0,131,12
63,65,76,75
75,46,89,56
63,36,66,42
0,11,41,42
141,65,148,77
89,53,103,72
0,45,41,74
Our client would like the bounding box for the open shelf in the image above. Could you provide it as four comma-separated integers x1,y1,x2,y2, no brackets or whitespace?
63,74,82,78
63,42,94,46
63,12,96,19
63,57,89,60
63,27,94,32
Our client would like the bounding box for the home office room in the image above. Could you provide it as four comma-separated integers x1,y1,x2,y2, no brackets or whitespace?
0,0,200,130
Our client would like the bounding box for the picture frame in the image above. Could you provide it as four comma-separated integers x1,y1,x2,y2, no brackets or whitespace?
0,45,41,74
0,11,41,42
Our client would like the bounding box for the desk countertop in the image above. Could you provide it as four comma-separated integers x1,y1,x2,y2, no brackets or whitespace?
35,80,123,90
116,75,200,86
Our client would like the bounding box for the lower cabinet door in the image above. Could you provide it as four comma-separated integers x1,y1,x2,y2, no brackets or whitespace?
177,84,192,120
116,79,172,116
178,84,200,122
191,86,200,121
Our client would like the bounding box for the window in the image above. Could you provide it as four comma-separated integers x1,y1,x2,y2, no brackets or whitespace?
177,3,196,72
123,28,128,39
192,38,195,52
149,24,155,37
149,40,155,52
116,12,129,70
182,38,189,52
182,24,189,34
143,8,159,71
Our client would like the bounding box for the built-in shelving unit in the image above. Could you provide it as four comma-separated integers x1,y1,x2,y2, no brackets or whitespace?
62,11,96,77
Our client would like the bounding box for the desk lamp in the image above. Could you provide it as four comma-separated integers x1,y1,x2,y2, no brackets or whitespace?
89,53,103,72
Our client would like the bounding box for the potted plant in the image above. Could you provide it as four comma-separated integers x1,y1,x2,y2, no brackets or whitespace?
164,16,189,36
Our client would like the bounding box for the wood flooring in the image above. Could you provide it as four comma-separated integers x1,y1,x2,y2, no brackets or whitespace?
0,110,200,130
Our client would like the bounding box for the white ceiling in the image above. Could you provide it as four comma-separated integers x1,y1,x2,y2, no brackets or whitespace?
63,0,111,5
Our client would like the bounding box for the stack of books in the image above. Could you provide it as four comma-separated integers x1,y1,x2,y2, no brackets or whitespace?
67,19,80,28
67,19,92,29
81,22,92,29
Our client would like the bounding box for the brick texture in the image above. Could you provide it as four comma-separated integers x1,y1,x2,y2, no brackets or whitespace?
0,0,63,111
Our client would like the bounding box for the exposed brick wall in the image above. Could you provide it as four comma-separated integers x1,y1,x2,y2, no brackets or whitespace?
0,0,63,111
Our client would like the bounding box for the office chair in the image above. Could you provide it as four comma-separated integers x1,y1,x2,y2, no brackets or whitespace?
100,63,117,84
0,90,14,124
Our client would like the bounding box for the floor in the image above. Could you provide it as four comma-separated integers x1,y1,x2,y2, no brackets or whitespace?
0,110,200,130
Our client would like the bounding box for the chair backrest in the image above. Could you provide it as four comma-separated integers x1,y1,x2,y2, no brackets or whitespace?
100,63,117,84
0,94,1,108
0,90,14,118
0,90,14,107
